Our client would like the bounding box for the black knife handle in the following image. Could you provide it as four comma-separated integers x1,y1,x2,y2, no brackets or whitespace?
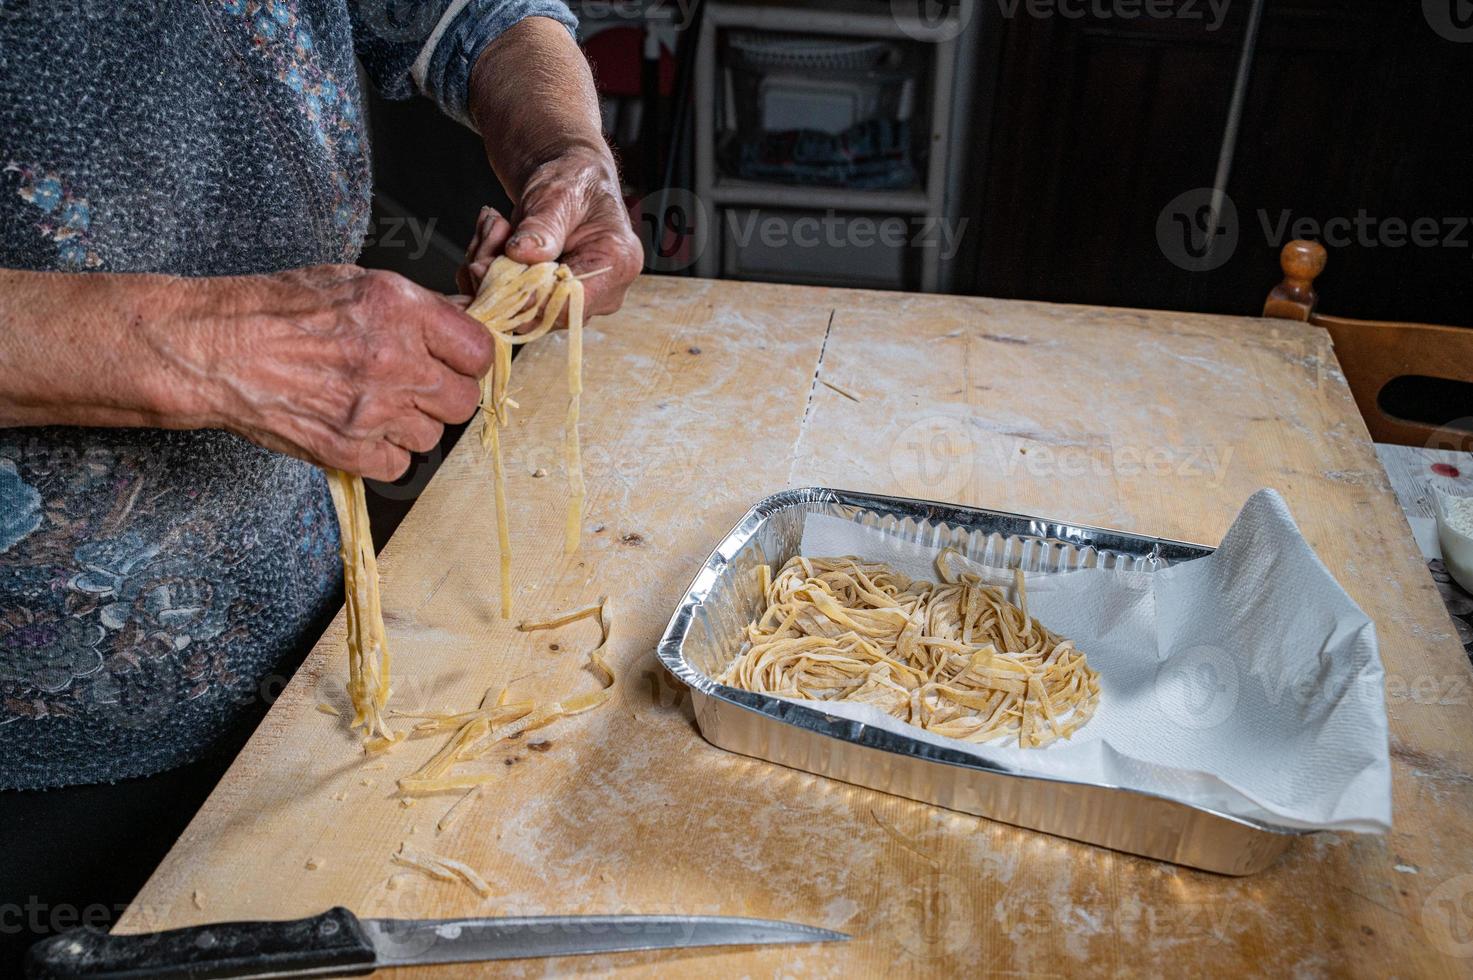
25,906,378,979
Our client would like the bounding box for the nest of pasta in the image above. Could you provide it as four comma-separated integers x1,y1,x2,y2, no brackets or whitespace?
718,553,1101,748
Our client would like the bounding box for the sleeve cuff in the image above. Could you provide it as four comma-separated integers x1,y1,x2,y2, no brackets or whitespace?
410,0,579,130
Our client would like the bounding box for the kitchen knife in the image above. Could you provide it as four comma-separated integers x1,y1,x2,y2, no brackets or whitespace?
26,906,849,979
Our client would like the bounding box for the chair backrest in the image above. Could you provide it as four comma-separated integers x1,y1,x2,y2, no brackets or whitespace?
1262,240,1473,448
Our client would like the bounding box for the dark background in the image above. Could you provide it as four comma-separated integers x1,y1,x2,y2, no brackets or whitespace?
961,0,1473,324
366,0,1473,326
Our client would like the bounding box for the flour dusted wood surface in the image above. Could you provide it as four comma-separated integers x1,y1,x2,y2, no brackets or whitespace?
118,278,1473,976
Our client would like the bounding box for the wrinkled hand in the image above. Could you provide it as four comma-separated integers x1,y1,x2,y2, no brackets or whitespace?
456,144,642,317
179,265,494,481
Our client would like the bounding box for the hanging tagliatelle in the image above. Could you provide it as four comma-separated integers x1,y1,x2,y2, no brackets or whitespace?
326,257,588,747
326,468,397,748
466,256,586,619
718,552,1100,748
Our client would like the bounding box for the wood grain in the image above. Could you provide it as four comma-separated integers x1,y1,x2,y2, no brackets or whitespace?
117,277,1473,977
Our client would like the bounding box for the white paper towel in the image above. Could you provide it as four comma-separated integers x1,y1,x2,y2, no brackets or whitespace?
795,489,1391,832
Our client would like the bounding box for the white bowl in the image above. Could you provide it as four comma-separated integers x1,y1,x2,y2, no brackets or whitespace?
1434,488,1473,594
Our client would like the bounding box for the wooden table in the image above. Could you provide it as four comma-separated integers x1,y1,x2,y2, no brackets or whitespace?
118,278,1473,976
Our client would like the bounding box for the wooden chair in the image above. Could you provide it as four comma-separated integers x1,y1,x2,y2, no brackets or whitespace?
1263,240,1473,447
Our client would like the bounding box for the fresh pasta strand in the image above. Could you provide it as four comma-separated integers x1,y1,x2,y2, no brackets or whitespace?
326,258,587,743
717,554,1100,748
326,468,396,744
465,256,587,618
564,277,585,554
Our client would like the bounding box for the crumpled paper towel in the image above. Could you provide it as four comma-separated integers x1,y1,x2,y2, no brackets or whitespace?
794,489,1391,832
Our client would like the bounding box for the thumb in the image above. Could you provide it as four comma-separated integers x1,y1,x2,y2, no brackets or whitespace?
505,182,583,265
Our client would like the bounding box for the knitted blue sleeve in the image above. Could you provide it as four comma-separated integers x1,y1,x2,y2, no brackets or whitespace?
347,0,578,127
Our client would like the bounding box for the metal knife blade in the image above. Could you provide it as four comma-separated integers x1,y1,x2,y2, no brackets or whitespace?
364,913,848,968
25,907,848,979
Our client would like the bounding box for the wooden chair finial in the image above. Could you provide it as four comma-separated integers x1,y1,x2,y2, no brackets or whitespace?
1257,236,1473,447
1263,239,1326,321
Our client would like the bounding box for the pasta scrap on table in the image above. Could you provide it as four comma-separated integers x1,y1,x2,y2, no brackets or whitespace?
717,553,1100,748
392,844,492,898
394,597,616,798
436,785,484,834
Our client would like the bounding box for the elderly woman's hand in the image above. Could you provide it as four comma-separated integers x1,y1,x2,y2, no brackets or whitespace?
0,266,492,482
460,16,643,316
456,143,642,316
187,266,493,481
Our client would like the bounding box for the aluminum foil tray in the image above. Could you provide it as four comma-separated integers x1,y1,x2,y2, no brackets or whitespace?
656,487,1305,875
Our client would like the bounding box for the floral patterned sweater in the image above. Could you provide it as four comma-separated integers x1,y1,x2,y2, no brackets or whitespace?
0,0,575,789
